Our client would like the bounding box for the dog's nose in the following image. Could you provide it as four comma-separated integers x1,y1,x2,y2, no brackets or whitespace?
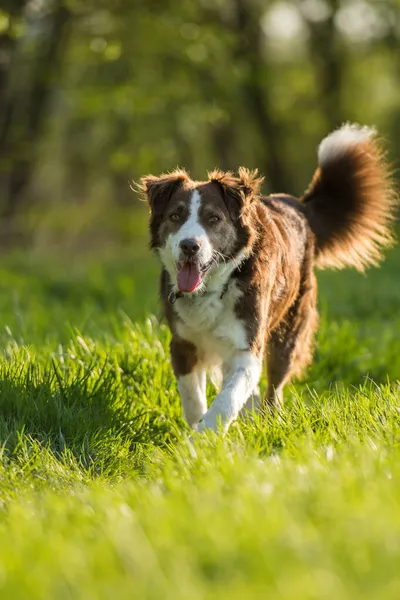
179,238,200,258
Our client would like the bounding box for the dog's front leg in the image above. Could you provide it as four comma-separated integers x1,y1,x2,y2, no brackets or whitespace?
197,351,261,434
170,336,207,429
177,370,207,429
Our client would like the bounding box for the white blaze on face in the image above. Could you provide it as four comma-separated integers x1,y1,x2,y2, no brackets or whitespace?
159,189,213,291
170,189,212,262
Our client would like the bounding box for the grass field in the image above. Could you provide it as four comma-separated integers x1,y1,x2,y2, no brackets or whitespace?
0,241,400,599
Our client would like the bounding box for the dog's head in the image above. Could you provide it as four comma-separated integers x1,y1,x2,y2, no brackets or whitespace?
140,168,263,293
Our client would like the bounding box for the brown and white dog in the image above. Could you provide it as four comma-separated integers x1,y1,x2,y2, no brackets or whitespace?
140,124,396,434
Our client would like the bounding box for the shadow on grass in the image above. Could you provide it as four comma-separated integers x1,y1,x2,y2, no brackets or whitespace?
0,360,181,476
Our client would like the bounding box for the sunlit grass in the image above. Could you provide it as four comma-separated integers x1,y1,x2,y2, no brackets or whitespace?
0,244,399,598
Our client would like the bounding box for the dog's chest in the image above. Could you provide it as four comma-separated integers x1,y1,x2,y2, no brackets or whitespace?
174,285,248,364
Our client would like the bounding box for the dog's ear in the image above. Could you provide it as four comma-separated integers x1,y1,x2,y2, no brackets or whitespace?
140,169,190,216
208,167,264,220
237,167,264,198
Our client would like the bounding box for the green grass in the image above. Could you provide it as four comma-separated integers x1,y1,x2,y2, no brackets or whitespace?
0,242,400,599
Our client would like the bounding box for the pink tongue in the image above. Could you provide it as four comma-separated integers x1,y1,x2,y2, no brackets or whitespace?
177,263,202,293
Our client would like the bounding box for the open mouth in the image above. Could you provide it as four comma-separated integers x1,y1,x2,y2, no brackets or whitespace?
177,260,212,293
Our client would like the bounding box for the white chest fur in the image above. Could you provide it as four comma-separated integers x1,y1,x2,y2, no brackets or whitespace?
175,281,248,368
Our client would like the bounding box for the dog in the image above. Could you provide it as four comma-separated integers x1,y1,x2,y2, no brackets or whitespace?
140,124,396,434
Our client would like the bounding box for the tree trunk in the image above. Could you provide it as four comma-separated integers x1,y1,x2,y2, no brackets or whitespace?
0,0,71,228
230,0,292,192
301,0,343,130
198,0,292,191
0,1,28,117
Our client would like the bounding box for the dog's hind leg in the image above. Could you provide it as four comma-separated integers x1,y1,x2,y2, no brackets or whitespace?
265,274,318,411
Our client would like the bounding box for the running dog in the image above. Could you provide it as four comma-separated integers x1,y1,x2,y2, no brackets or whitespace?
140,124,396,433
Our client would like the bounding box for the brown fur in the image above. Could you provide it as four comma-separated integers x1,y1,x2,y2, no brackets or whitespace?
140,170,192,250
170,336,197,377
226,193,319,406
300,133,396,271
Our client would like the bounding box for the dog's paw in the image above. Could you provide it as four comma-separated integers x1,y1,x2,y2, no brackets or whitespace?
196,417,215,434
196,408,228,434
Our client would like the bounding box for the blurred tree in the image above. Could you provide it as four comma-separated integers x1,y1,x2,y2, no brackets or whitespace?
300,0,343,130
0,0,71,226
382,0,400,169
0,0,398,248
0,1,27,117
198,0,293,190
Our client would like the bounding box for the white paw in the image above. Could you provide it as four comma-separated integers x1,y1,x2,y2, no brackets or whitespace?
196,416,218,434
196,404,231,434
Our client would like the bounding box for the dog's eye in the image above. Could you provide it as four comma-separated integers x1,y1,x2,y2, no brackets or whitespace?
169,213,180,222
209,215,221,224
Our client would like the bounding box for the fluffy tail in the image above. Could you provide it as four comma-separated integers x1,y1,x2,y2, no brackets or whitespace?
301,123,397,271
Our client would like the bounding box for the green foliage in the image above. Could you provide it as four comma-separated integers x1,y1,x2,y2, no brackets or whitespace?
1,0,399,244
0,242,399,597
